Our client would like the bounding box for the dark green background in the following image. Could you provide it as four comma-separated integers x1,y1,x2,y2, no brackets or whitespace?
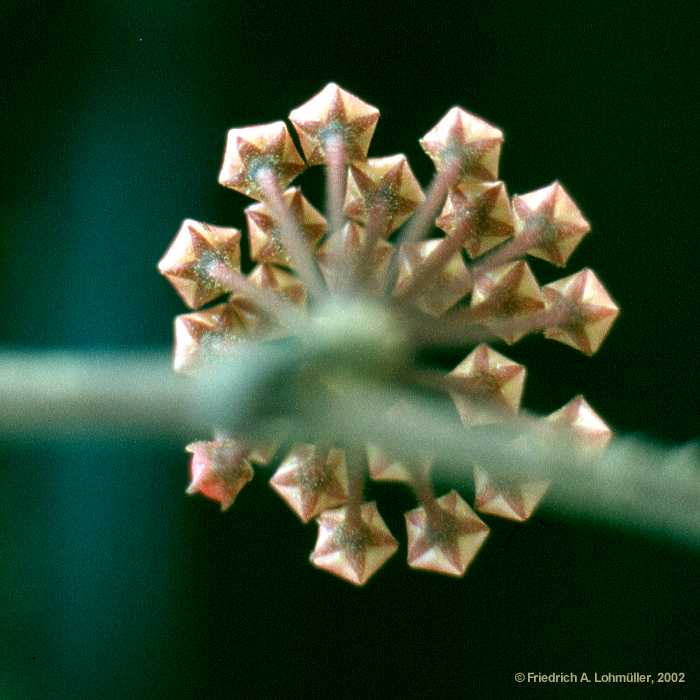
3,2,698,697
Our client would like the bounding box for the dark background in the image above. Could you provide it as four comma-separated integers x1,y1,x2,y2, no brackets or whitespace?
2,1,698,697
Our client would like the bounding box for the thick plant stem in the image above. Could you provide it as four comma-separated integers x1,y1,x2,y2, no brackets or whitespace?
0,351,199,439
1,350,698,545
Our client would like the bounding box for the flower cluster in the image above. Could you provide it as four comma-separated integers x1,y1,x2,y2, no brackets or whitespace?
158,83,618,585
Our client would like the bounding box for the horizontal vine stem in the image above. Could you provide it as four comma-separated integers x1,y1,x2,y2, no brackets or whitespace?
0,349,698,546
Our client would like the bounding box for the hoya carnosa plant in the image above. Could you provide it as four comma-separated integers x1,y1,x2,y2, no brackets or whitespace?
158,83,619,585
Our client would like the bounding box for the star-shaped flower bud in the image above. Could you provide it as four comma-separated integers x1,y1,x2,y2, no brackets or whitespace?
473,463,550,522
512,182,590,266
420,107,503,183
218,121,306,200
406,490,489,577
394,239,472,316
447,344,526,426
185,439,254,511
316,221,393,293
343,155,425,236
173,302,246,373
229,263,306,337
547,395,613,453
245,187,326,268
470,261,545,343
269,444,349,523
542,267,619,355
435,181,514,258
367,444,431,483
158,220,241,309
310,502,398,585
289,82,380,165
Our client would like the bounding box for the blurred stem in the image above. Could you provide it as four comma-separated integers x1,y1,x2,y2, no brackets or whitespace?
0,350,201,439
0,349,698,547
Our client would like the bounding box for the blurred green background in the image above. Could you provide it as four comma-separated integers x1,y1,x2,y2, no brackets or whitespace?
2,1,698,697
